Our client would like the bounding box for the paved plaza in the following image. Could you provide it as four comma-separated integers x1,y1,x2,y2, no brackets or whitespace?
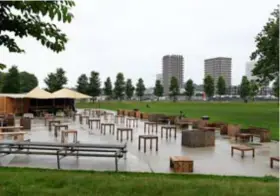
0,110,279,177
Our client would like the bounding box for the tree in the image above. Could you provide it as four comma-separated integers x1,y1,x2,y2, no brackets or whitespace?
0,72,6,92
114,73,125,100
240,76,251,102
19,71,38,93
125,79,135,100
136,78,146,101
88,71,101,99
169,77,179,102
2,66,20,93
203,75,215,99
76,74,89,94
44,68,67,92
0,1,75,69
249,80,259,100
251,7,279,84
184,79,195,100
153,80,163,101
216,76,226,97
104,77,113,99
272,77,279,98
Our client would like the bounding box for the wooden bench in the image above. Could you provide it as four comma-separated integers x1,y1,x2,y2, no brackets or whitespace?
138,135,158,153
0,131,27,141
80,115,90,125
116,128,133,142
235,133,254,142
170,156,193,172
48,120,60,131
88,118,101,129
161,125,177,139
0,126,23,132
270,156,279,168
115,115,125,124
231,145,255,158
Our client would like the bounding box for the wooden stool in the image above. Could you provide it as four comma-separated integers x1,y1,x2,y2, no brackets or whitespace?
144,122,158,134
48,120,60,131
161,125,177,138
61,130,78,143
270,156,279,168
88,118,101,129
126,118,138,128
80,115,90,125
170,156,193,172
231,145,255,158
138,135,158,153
100,123,115,135
115,115,125,124
54,124,68,137
235,133,254,142
44,114,54,126
116,128,133,142
72,113,80,121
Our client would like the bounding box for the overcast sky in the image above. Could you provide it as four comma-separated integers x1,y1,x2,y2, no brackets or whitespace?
1,0,278,88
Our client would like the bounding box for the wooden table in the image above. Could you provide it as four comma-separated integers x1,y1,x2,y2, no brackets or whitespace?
48,120,60,131
235,133,254,142
72,113,81,121
231,145,255,158
161,125,177,139
100,123,115,135
144,122,158,134
88,118,101,129
176,121,193,130
0,131,27,141
116,128,133,142
270,156,279,168
126,118,138,128
44,114,54,126
54,124,68,137
80,115,90,125
61,130,78,143
170,156,193,172
138,135,158,153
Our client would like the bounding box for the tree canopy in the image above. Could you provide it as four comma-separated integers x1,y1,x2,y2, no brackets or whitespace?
114,73,125,100
216,76,226,96
19,71,38,93
153,80,163,100
104,77,113,99
125,79,135,100
76,74,89,95
44,68,67,92
88,71,101,98
240,76,250,102
203,75,215,99
0,1,75,69
251,7,279,84
249,80,259,100
184,79,195,100
2,66,20,93
169,77,179,102
135,78,146,101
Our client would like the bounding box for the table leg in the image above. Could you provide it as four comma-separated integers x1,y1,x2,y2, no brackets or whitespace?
156,138,158,151
161,128,163,138
138,137,141,150
241,151,244,158
144,139,146,153
117,130,119,140
270,158,273,168
121,131,123,142
126,131,129,140
252,149,255,158
231,147,234,156
174,128,177,138
131,130,133,141
150,139,152,150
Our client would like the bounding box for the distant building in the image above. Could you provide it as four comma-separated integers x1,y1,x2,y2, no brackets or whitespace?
245,61,258,81
204,57,232,87
156,74,163,84
162,55,184,95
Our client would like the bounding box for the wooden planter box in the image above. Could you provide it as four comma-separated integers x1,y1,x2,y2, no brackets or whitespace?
227,124,240,136
247,127,271,142
123,110,129,116
135,111,141,118
181,130,215,147
141,113,149,120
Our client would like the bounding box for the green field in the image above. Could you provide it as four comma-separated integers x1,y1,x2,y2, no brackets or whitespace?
77,101,279,140
0,167,278,196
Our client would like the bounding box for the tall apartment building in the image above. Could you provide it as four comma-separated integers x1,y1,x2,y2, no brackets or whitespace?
204,57,232,87
245,61,257,81
162,55,184,95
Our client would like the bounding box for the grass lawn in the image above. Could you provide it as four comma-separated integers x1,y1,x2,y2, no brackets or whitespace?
76,101,279,140
0,167,278,196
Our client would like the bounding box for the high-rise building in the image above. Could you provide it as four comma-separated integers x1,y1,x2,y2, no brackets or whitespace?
204,57,232,87
162,55,184,95
156,74,163,84
245,61,257,81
